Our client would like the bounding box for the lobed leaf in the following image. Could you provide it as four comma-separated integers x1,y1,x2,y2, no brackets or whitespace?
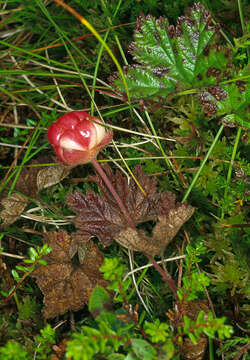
31,230,107,318
67,165,194,255
110,3,218,100
110,2,249,128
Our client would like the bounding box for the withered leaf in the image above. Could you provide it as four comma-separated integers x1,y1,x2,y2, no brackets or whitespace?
0,193,27,226
11,157,70,198
67,165,194,254
174,300,209,360
36,165,70,191
115,205,194,254
31,230,107,318
181,337,207,360
0,157,70,227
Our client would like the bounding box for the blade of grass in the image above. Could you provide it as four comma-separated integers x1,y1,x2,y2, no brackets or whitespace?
53,0,131,107
221,127,242,219
182,124,225,203
90,0,123,115
0,39,83,70
238,0,249,59
30,21,135,54
4,113,48,196
144,111,180,186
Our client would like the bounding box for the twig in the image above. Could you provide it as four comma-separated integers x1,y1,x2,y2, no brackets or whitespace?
233,342,250,360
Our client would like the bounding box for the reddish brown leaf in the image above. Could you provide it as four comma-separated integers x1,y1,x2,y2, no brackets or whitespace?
32,230,106,318
67,189,124,246
67,165,194,254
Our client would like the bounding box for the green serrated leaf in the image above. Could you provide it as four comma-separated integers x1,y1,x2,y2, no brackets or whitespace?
111,3,217,100
110,2,249,127
198,79,250,127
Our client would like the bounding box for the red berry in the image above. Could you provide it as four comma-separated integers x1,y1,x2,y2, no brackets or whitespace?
47,111,113,165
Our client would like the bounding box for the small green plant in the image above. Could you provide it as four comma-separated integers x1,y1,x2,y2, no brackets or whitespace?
66,255,233,359
177,241,211,301
1,244,51,309
0,324,55,360
33,324,56,360
0,341,28,360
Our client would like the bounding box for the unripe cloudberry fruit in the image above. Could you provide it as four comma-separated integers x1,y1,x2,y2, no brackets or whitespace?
47,111,113,166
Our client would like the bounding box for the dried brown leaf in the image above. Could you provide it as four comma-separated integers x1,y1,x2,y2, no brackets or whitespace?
0,158,70,227
67,165,194,254
32,230,106,318
0,193,28,226
12,159,70,198
175,300,209,360
181,337,207,360
115,204,194,254
37,165,70,191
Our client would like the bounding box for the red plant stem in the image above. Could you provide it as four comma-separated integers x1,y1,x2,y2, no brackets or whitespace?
146,254,177,297
91,158,178,298
233,343,250,360
91,158,135,229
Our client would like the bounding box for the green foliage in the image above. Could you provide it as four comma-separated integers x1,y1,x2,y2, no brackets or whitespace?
129,339,156,360
100,257,132,302
17,296,40,322
210,252,248,296
0,324,55,360
89,285,112,316
66,322,126,360
205,223,250,302
0,1,248,359
217,336,250,360
33,324,56,359
0,341,29,360
181,311,233,343
12,244,51,281
178,242,211,301
144,319,169,343
179,272,210,301
111,3,249,128
112,3,216,95
66,253,234,359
